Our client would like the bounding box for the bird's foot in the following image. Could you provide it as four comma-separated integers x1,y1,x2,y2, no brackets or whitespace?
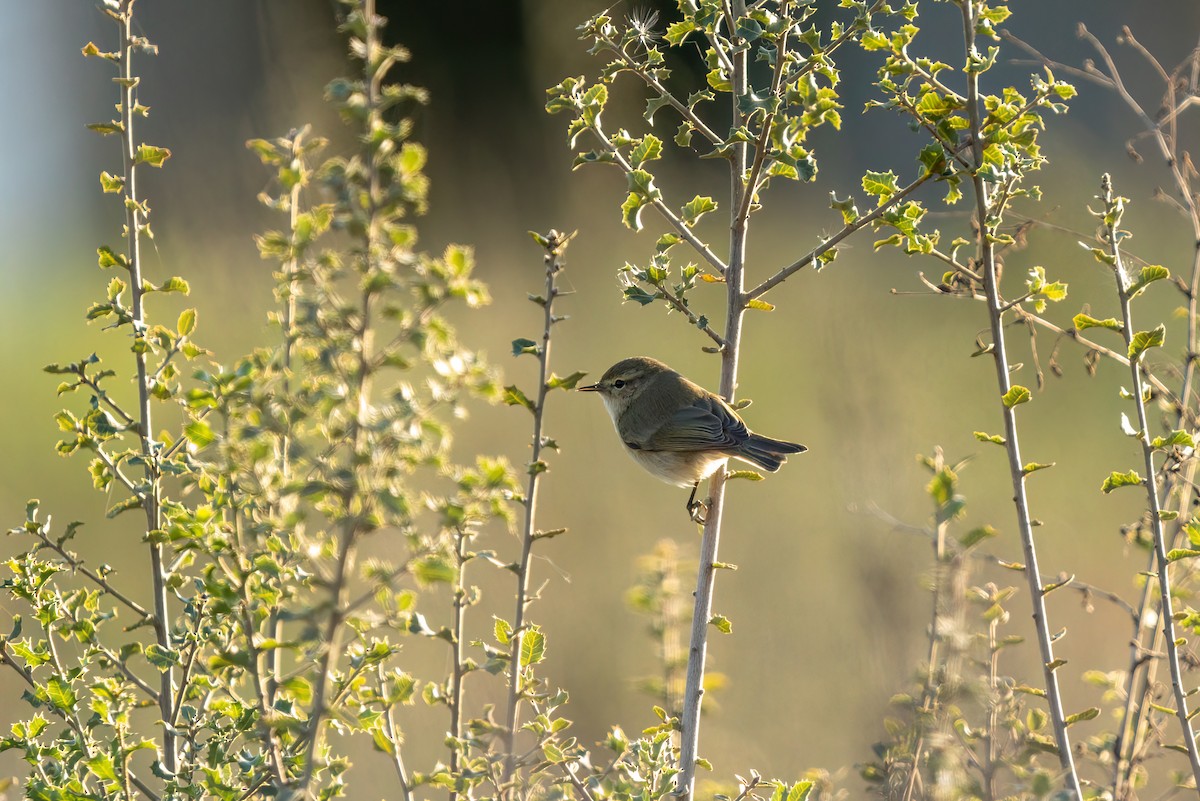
687,497,710,525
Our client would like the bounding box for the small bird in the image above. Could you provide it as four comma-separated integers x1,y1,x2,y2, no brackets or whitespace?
578,356,806,521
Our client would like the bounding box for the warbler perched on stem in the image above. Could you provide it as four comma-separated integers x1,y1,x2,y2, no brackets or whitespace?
579,356,806,521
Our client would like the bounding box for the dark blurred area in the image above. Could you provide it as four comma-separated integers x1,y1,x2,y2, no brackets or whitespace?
3,0,1200,794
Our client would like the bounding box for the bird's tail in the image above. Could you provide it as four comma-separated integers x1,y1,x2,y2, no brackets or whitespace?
733,434,807,472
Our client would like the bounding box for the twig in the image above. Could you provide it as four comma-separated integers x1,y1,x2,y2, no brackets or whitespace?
1101,172,1200,786
114,0,176,769
592,125,729,277
734,2,792,227
449,526,469,801
960,3,1080,795
676,3,750,794
298,1,381,790
656,280,727,351
501,230,573,794
378,663,415,801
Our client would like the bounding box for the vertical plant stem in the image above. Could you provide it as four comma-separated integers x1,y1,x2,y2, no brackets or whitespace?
269,131,305,707
379,664,415,801
299,2,379,791
983,607,999,801
117,0,176,774
449,526,469,801
677,4,748,796
1102,173,1200,785
502,232,569,793
959,3,1080,795
903,449,952,800
662,547,684,718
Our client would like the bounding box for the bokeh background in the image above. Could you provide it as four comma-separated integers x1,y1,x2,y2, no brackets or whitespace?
4,0,1200,794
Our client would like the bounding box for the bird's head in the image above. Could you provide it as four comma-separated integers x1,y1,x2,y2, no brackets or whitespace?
577,356,673,416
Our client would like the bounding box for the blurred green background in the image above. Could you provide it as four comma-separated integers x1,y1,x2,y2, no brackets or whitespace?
4,0,1200,793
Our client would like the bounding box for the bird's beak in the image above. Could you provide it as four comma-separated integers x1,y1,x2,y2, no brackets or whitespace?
577,383,599,392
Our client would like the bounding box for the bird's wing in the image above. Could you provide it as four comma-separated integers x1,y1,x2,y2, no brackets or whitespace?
641,395,748,452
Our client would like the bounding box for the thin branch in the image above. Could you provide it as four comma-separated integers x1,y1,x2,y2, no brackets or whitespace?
656,280,727,350
96,642,161,703
0,640,163,801
746,172,932,300
378,664,415,801
24,519,155,625
298,1,380,790
961,3,1081,794
677,3,750,795
592,125,730,276
115,0,177,772
593,37,722,147
735,2,792,227
1102,172,1200,786
747,83,1059,302
502,230,572,795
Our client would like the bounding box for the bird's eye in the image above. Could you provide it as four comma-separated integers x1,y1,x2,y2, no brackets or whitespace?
613,379,626,389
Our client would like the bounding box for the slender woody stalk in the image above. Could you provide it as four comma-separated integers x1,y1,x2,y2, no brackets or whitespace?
1101,173,1200,785
959,2,1080,795
502,231,571,793
299,2,380,791
677,3,748,796
117,0,176,774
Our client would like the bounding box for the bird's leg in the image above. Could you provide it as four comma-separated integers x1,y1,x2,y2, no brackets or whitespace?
686,481,708,524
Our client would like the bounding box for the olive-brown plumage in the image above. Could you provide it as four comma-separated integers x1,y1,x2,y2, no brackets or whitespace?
579,356,806,519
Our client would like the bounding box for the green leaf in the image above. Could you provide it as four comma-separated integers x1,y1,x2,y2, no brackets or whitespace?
630,135,663,168
726,470,764,481
494,617,513,645
145,644,177,669
710,614,732,634
85,753,119,782
1151,430,1194,450
681,195,718,226
746,299,774,311
1022,462,1055,475
1101,470,1143,494
786,782,814,801
46,676,77,712
1167,548,1200,562
106,495,143,519
1127,264,1170,297
546,371,587,390
184,420,216,448
542,741,566,763
1072,313,1122,332
973,431,1005,445
86,121,124,135
862,170,899,204
177,308,197,337
96,245,128,270
503,385,536,413
621,192,650,231
412,555,457,585
511,338,540,357
158,276,190,294
520,628,546,666
665,20,697,45
829,192,859,224
1001,385,1031,408
1064,707,1100,726
98,171,125,193
1128,324,1166,361
134,144,172,167
959,525,998,549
